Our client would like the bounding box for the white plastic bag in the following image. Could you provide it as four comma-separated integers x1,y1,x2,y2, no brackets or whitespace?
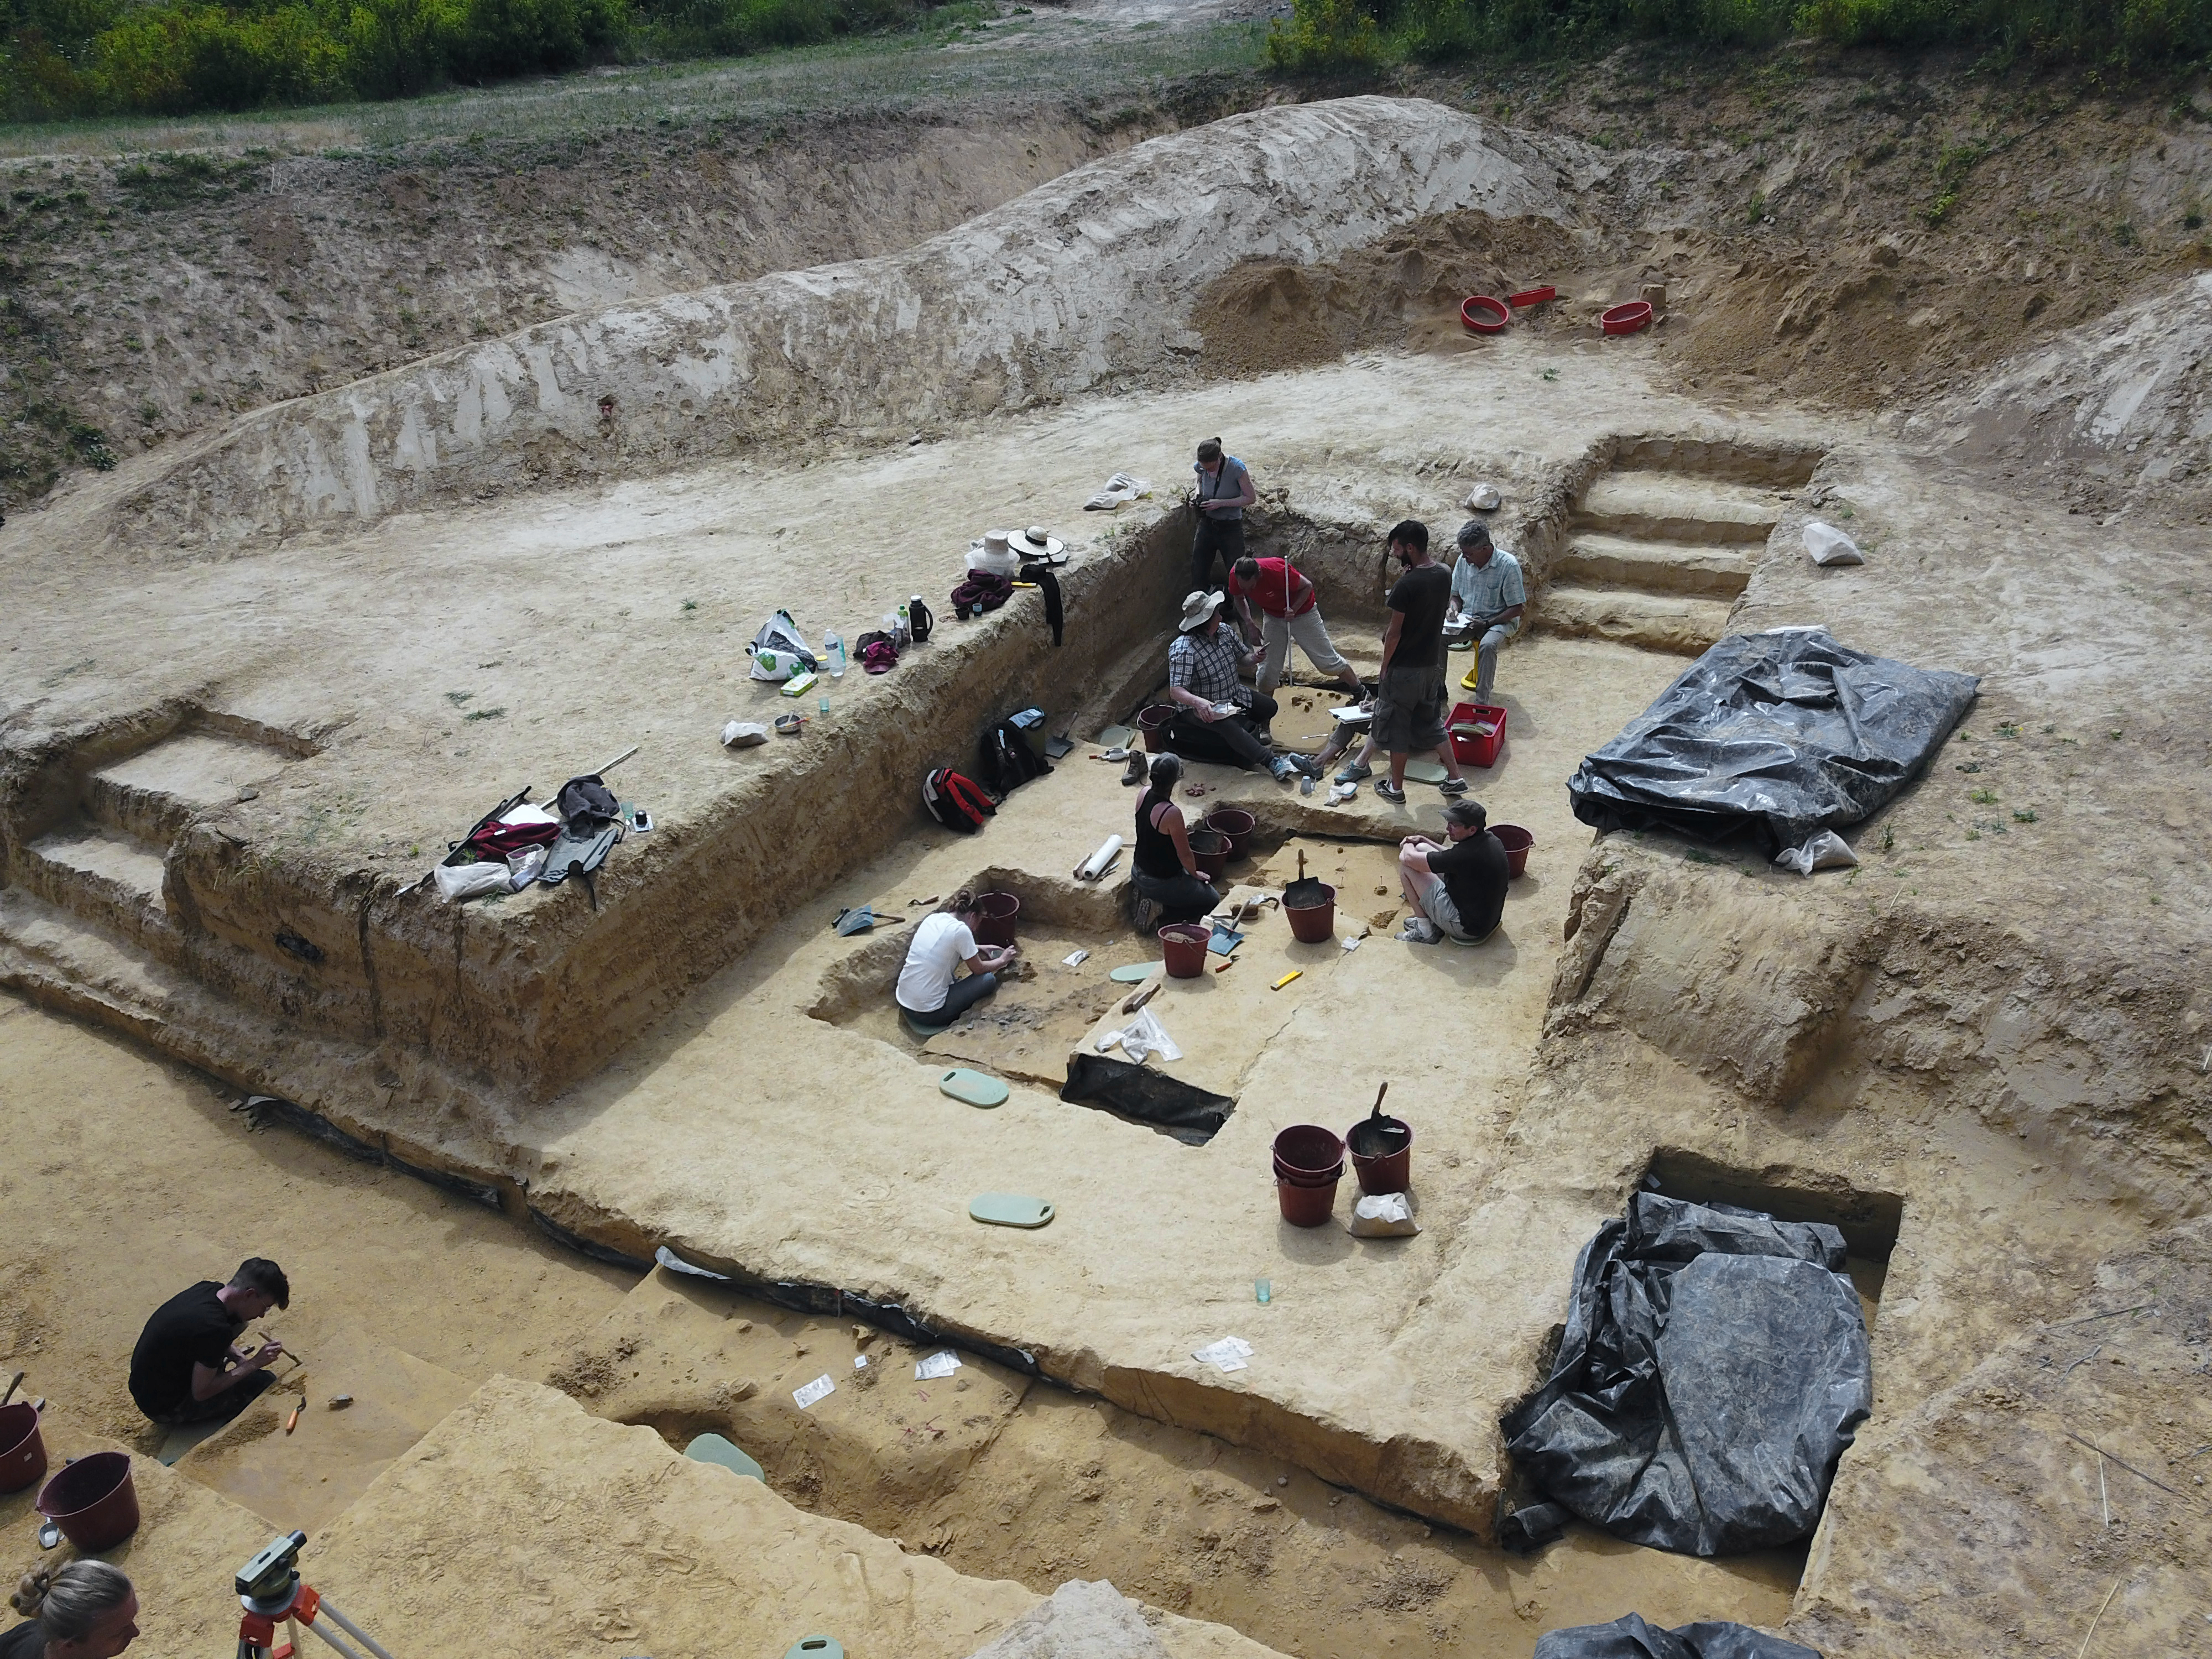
1098,1006,1182,1065
1802,520,1864,567
506,846,549,890
722,720,769,748
1772,830,1859,877
747,609,817,681
434,860,511,902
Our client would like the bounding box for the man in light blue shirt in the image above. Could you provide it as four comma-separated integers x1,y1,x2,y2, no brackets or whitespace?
1448,520,1525,704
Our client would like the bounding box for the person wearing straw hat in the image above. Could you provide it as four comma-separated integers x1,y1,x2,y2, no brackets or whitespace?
1162,590,1313,782
1188,438,1254,593
1228,554,1363,698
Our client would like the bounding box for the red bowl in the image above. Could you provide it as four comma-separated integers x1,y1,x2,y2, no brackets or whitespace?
1507,285,1556,307
1460,295,1510,335
1600,301,1654,336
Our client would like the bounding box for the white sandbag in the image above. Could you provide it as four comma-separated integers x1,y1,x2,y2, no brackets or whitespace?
434,860,511,902
722,720,769,748
1343,1192,1421,1238
1802,520,1864,567
1772,830,1859,877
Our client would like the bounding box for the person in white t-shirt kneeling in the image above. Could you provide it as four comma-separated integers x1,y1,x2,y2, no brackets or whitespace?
895,889,1019,1027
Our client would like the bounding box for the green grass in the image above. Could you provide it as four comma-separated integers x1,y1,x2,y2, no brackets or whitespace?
0,12,1265,150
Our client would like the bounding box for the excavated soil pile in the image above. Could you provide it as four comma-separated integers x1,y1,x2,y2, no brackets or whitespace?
1192,211,1584,378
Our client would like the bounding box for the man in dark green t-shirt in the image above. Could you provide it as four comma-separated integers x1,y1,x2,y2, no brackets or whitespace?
127,1258,289,1426
1397,799,1509,944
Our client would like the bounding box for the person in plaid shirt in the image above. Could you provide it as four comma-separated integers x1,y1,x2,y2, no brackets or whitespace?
1162,589,1316,782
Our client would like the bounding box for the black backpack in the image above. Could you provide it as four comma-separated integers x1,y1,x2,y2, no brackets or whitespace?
979,718,1051,796
923,768,995,833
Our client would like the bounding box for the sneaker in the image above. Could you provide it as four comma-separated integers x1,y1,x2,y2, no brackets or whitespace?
1127,889,1163,932
1121,753,1149,786
1270,757,1299,782
1375,781,1407,804
1396,917,1442,944
1437,776,1469,796
1335,761,1373,783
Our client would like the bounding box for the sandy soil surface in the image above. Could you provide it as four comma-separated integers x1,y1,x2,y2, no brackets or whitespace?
0,995,632,1452
309,1374,1285,1659
2,79,2209,1659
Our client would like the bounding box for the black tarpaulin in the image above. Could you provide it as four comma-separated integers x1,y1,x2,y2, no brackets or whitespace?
1535,1613,1820,1658
1565,628,1978,852
1501,1193,1872,1557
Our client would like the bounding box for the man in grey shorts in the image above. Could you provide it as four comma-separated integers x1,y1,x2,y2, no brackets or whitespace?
1370,519,1469,805
1398,799,1509,944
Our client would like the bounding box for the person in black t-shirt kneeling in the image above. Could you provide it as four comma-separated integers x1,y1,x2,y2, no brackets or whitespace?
1,1561,139,1659
1396,800,1509,945
127,1257,290,1427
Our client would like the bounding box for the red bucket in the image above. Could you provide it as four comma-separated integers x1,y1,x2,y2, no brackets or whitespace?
1276,1175,1340,1227
1138,705,1176,753
1460,295,1510,334
1345,1109,1413,1196
1201,807,1255,858
1159,923,1210,979
36,1452,139,1552
0,1401,46,1493
1186,828,1230,879
1272,1124,1344,1176
973,892,1020,948
1490,824,1534,878
1601,300,1653,336
1284,885,1335,944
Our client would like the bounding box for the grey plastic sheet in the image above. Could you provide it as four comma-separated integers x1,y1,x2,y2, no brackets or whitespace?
1566,628,1978,851
1501,1193,1872,1556
1534,1613,1820,1658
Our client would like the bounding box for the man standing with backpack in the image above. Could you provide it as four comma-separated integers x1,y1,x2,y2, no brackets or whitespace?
1189,437,1255,593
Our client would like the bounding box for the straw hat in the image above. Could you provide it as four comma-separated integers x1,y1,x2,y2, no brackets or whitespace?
1008,525,1064,560
1178,589,1226,632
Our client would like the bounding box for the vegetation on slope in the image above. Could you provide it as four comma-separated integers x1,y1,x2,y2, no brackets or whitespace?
1267,0,2212,72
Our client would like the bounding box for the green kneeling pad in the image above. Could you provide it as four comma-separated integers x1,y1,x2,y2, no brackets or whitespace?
1108,963,1157,983
969,1193,1055,1228
901,1006,956,1038
939,1067,1008,1108
784,1641,844,1659
684,1432,764,1481
1405,759,1449,784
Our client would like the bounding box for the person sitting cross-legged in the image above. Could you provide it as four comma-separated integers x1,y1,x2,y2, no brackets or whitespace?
1162,589,1315,783
1396,799,1509,945
896,889,1019,1028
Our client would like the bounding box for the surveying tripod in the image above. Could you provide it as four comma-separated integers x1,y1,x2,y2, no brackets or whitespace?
233,1531,398,1659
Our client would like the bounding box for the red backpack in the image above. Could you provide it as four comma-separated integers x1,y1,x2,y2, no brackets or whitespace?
922,768,995,834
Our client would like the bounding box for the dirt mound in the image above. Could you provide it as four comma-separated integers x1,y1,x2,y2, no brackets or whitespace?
1192,210,1585,379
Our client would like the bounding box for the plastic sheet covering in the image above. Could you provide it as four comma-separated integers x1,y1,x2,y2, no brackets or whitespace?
1566,629,1978,851
1501,1193,1872,1556
1535,1613,1820,1658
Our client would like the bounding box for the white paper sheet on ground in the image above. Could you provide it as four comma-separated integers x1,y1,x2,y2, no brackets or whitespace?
1097,1007,1182,1064
853,1354,869,1369
1192,1337,1253,1373
1063,948,1091,967
915,1350,963,1381
792,1374,836,1408
1773,830,1860,877
496,802,559,827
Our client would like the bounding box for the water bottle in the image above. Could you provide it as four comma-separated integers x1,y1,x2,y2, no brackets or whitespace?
818,695,831,718
897,603,912,646
824,630,845,677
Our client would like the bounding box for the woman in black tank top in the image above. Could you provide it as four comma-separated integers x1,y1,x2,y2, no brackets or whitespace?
1129,754,1219,926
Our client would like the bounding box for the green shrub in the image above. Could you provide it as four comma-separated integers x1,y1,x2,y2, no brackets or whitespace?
1267,0,2212,71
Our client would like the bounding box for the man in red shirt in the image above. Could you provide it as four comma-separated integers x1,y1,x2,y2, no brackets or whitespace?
1228,555,1364,700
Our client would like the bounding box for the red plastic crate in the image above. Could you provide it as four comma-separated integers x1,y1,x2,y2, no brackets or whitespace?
1448,701,1507,768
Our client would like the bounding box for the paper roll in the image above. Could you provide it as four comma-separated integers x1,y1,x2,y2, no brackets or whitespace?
1075,834,1123,881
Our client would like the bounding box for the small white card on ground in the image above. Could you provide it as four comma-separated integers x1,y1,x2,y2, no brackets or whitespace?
915,1350,963,1381
792,1374,836,1408
1192,1336,1253,1373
